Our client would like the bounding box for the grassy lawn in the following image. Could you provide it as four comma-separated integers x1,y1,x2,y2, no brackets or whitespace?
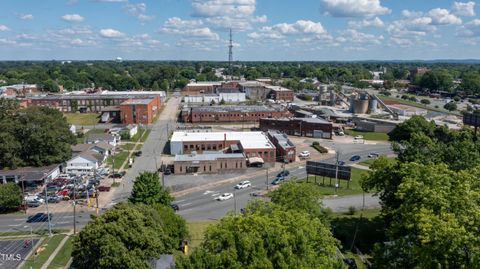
64,113,99,126
47,236,73,269
123,128,149,143
187,220,217,250
359,156,397,167
345,129,389,141
378,95,459,114
332,208,385,259
0,229,68,237
106,151,129,170
139,129,151,142
120,143,137,151
301,167,368,196
22,234,66,269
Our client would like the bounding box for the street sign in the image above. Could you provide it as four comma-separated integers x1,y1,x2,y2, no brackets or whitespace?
306,161,352,180
463,113,480,127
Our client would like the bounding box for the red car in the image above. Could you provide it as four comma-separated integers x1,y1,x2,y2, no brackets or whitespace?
56,189,70,197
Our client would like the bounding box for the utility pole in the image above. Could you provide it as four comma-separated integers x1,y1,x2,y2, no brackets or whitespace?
95,190,99,215
228,28,233,79
29,225,34,269
44,176,52,237
266,168,269,190
233,189,237,213
21,178,27,214
73,176,77,235
334,151,339,195
112,156,116,184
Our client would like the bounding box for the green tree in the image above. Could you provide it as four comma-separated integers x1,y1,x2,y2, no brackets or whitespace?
459,71,480,95
0,182,22,212
444,101,457,111
129,171,173,206
419,69,454,92
151,80,160,91
72,203,187,269
364,162,480,268
420,99,430,105
41,79,60,92
388,115,436,142
269,181,330,221
175,201,343,269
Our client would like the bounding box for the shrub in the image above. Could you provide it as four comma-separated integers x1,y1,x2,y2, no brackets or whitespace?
420,99,431,105
347,206,357,215
312,142,328,154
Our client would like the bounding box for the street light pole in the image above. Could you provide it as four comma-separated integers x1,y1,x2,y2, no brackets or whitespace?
30,225,34,269
44,176,52,237
233,189,237,213
334,151,339,195
266,168,269,190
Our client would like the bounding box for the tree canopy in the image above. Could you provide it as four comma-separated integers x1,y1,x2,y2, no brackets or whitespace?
0,100,76,169
0,182,22,213
72,203,187,269
175,200,343,269
363,161,480,268
129,171,173,206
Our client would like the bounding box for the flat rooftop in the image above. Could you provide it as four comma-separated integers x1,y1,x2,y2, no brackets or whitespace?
191,105,283,113
27,92,164,100
186,82,222,87
261,117,332,124
239,81,266,87
265,85,292,92
175,152,245,162
171,131,275,149
121,99,154,105
268,130,295,150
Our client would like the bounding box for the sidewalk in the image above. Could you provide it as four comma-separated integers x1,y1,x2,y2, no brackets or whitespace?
40,231,72,269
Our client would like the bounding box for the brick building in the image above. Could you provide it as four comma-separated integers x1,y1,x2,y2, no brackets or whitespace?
182,82,222,96
267,130,296,163
170,131,277,164
24,91,165,113
260,117,333,139
120,96,160,124
181,105,292,123
266,86,294,102
174,152,246,174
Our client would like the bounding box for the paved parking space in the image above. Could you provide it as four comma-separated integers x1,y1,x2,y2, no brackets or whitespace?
0,239,40,269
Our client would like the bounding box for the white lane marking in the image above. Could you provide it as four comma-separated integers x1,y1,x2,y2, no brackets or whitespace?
180,202,192,206
8,224,22,227
55,221,70,224
211,193,220,197
297,166,304,169
203,190,214,195
175,199,186,203
14,218,27,221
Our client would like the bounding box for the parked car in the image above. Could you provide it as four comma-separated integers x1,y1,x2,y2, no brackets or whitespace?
56,189,70,197
368,152,379,158
170,203,179,211
277,170,290,178
163,169,172,175
350,155,361,161
354,135,364,140
216,193,234,201
47,195,62,203
250,191,263,197
26,200,41,208
134,151,142,157
27,213,52,223
97,185,111,192
298,151,310,158
337,161,346,166
271,177,284,185
234,181,252,189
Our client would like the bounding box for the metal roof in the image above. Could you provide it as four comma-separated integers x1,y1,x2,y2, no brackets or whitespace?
191,105,284,113
175,152,245,162
171,131,275,149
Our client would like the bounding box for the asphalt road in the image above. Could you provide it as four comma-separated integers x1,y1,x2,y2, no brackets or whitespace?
0,239,40,269
177,142,392,221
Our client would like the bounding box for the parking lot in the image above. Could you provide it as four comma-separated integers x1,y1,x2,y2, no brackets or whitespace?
0,239,40,269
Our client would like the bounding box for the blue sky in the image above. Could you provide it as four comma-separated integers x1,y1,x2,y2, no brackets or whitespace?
0,0,479,61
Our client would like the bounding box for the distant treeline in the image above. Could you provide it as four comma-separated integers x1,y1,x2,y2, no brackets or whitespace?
0,61,479,94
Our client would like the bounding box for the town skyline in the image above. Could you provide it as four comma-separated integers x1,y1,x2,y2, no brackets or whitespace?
0,0,479,61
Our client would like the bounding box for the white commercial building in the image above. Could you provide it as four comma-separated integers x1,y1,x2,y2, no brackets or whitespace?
183,92,246,104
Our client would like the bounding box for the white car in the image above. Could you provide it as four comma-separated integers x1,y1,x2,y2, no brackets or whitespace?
216,193,234,201
368,152,379,158
234,181,252,189
354,135,364,140
299,151,310,158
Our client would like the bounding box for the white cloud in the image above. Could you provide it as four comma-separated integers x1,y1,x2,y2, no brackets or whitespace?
70,38,83,45
387,17,436,37
427,8,462,25
18,14,34,20
59,26,92,35
452,2,476,17
0,38,17,45
249,20,328,40
192,0,256,17
390,37,414,47
99,28,125,38
320,0,391,17
95,0,127,2
348,17,384,29
401,10,423,18
159,17,219,40
124,3,154,22
338,29,383,44
61,14,84,22
458,19,480,37
0,25,10,31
